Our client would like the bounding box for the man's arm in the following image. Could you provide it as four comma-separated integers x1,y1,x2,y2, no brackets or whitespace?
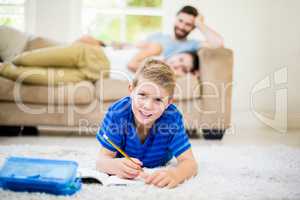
127,42,162,72
196,15,224,48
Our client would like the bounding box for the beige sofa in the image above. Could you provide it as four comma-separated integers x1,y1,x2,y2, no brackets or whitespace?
0,37,233,139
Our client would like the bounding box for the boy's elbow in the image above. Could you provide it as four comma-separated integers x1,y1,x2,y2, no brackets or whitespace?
95,149,110,172
96,156,103,171
192,160,198,176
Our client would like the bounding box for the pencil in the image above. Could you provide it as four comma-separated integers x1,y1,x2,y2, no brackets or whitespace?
103,134,142,168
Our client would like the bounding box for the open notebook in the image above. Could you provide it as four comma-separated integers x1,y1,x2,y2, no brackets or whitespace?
78,168,158,186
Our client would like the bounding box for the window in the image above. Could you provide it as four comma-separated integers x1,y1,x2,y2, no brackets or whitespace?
82,0,163,43
0,0,26,30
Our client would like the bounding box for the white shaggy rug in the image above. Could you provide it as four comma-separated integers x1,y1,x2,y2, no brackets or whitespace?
0,144,299,200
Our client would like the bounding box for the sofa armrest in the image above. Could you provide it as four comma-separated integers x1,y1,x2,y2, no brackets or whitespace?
198,47,234,129
0,26,29,61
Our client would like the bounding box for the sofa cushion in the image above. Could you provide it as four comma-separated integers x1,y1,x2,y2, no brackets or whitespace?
174,74,201,101
95,74,201,102
0,76,94,105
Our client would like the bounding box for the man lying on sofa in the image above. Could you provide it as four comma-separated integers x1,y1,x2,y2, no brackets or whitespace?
0,5,223,85
0,27,199,85
127,5,224,73
78,5,224,77
0,29,200,85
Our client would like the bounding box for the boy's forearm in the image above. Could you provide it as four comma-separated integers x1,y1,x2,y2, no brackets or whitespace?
128,42,162,69
171,159,198,183
96,155,117,175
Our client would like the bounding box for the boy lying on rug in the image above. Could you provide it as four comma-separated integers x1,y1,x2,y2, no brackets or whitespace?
96,59,198,188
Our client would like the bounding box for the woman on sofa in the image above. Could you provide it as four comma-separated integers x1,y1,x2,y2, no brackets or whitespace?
77,35,200,77
0,27,200,85
0,42,199,86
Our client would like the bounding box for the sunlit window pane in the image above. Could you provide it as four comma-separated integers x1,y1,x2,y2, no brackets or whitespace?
83,0,123,9
85,14,121,42
82,0,163,43
126,15,162,43
0,0,25,4
0,0,25,30
127,0,162,8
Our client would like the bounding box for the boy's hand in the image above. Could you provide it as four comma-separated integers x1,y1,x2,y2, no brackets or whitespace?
113,158,143,179
143,168,180,188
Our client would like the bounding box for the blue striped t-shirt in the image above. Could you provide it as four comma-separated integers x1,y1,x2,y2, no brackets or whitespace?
96,96,191,168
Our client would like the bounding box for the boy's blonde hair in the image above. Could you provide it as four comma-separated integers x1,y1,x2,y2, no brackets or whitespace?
132,59,176,97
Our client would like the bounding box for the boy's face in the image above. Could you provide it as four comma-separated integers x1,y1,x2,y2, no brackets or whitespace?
129,77,173,127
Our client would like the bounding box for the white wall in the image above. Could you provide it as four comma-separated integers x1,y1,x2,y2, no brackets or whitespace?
28,0,300,129
26,0,81,42
268,0,300,129
166,0,300,129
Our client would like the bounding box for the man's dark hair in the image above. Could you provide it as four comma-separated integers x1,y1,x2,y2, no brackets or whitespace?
177,5,198,17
